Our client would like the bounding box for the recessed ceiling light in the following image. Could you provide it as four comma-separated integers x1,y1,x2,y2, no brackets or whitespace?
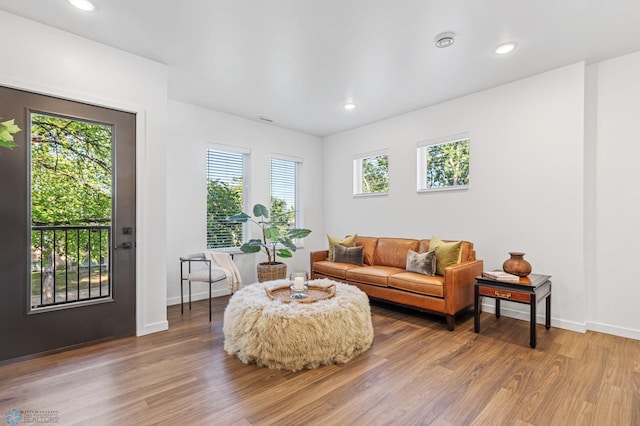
495,42,517,55
434,32,456,48
343,103,356,110
68,0,96,12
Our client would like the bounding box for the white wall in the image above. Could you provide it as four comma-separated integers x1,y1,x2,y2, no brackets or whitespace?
166,100,324,304
6,9,637,341
586,51,640,339
323,63,587,331
0,11,169,336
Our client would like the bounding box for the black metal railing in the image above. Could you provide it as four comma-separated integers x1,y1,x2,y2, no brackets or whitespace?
31,225,111,308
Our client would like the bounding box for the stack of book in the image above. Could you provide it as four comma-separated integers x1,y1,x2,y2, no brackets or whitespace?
481,271,521,283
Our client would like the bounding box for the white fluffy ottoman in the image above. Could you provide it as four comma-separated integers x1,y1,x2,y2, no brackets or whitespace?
223,279,374,371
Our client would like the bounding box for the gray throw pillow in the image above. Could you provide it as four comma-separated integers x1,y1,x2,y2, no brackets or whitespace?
406,249,436,276
333,244,364,266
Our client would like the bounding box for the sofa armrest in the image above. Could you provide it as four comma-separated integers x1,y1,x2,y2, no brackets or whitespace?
443,259,484,315
310,250,329,278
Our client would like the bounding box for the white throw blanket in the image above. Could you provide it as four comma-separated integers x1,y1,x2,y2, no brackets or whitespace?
205,252,242,292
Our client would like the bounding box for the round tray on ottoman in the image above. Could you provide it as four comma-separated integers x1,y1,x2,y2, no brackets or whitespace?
264,282,336,303
223,278,373,371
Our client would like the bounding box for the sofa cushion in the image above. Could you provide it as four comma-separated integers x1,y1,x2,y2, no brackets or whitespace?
355,236,378,265
430,237,463,276
313,260,360,279
419,239,474,262
372,238,419,268
418,239,431,254
327,234,357,261
346,265,405,287
406,249,436,276
388,272,445,298
333,244,364,266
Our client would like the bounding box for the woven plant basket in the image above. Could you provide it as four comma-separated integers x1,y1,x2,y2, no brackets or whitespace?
257,262,287,283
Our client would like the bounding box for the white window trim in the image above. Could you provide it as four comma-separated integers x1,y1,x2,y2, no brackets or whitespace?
271,152,303,163
353,148,389,197
417,132,470,193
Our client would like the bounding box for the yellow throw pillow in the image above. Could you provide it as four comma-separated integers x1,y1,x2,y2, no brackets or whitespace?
327,234,357,261
430,236,463,276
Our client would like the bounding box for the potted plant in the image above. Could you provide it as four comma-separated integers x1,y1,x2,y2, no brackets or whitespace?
229,203,311,282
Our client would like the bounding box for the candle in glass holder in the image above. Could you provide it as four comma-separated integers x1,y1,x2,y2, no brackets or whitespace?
294,275,305,290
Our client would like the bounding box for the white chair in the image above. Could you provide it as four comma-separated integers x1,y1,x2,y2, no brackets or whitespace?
179,252,228,321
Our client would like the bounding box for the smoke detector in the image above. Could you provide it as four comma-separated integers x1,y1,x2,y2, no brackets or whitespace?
434,32,456,48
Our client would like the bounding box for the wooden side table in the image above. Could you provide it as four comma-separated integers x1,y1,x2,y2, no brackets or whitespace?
474,273,551,348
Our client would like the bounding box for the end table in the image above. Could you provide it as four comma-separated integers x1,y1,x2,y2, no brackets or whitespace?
474,273,551,348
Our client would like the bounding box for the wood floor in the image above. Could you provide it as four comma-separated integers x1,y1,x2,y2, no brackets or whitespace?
1,296,638,425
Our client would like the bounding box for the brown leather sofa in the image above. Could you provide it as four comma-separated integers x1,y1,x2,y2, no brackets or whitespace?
310,236,483,330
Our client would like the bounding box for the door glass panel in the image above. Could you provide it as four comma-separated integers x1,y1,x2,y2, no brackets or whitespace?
30,112,113,310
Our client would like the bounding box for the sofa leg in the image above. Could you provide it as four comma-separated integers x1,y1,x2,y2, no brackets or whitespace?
446,315,455,331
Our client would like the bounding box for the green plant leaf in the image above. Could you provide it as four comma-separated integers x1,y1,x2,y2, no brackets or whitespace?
264,227,279,241
1,119,20,133
277,249,292,258
287,228,311,239
0,119,21,149
280,238,297,251
253,203,269,218
228,212,250,223
239,239,263,253
0,137,17,148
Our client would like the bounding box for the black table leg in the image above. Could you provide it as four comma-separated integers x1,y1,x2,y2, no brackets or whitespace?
545,293,551,329
474,285,480,333
530,294,537,349
495,298,501,318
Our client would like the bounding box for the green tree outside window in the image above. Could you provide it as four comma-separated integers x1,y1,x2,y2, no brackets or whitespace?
207,179,244,248
362,154,389,193
425,139,469,188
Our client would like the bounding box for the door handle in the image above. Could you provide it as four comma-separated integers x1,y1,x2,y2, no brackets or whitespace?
114,242,132,250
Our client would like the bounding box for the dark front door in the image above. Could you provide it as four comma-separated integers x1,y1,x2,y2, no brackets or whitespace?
0,85,136,362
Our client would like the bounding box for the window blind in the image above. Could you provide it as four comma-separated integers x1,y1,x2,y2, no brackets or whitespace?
206,149,245,248
270,158,297,229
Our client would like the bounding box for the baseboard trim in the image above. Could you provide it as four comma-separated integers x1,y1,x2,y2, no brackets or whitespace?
480,302,640,340
480,302,587,334
587,321,640,341
166,288,231,307
136,320,169,336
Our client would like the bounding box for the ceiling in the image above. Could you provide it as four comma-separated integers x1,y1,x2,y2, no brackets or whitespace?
1,0,640,137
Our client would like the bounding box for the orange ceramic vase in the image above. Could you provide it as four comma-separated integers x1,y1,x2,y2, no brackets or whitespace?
503,252,532,277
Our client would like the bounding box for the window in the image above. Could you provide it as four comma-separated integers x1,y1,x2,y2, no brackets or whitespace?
353,150,389,196
417,133,469,192
270,156,301,234
30,112,113,308
206,146,249,249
